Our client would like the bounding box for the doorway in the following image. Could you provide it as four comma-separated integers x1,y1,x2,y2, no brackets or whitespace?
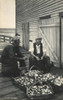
39,17,60,67
22,22,29,51
61,17,63,67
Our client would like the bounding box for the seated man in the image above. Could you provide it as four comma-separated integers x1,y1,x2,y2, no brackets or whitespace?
1,36,26,77
29,38,51,73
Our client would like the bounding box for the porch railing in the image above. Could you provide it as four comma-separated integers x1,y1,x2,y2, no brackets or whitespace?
0,35,12,43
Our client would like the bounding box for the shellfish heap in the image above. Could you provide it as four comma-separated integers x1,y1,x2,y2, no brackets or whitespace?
14,70,63,97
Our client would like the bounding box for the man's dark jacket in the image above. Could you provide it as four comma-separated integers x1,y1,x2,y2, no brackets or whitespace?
1,44,24,75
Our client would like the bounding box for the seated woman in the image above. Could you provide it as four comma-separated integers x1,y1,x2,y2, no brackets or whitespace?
29,38,51,73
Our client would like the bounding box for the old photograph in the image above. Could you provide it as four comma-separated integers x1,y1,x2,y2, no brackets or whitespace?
0,0,63,100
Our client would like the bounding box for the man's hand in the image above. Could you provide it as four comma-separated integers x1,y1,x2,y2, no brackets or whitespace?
17,61,20,68
41,56,43,60
31,53,40,60
16,56,27,60
23,56,27,60
36,56,40,61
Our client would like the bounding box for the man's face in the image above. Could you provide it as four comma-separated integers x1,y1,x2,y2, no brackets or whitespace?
14,40,20,46
36,40,41,45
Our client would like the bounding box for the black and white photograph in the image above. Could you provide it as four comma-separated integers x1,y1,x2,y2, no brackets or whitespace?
0,0,63,100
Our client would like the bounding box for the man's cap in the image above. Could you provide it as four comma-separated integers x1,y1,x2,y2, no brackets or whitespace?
12,36,20,43
13,36,20,41
16,33,20,36
35,38,42,40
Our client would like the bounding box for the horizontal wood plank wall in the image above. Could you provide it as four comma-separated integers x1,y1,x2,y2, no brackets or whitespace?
16,0,63,67
16,0,63,22
29,20,39,42
0,28,15,37
29,20,39,50
16,0,63,43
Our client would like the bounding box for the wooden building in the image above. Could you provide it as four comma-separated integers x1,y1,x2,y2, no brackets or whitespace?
1,1,63,99
16,0,63,68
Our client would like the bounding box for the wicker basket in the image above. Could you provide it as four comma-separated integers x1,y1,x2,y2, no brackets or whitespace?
11,77,26,92
48,81,63,94
26,82,54,100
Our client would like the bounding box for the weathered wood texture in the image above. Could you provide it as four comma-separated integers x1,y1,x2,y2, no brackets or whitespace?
16,0,63,22
39,16,60,67
16,0,63,67
61,18,63,67
0,28,15,37
22,23,29,50
0,77,26,99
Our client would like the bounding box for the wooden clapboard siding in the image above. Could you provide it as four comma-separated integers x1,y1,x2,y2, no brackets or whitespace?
29,20,39,41
16,0,63,67
29,20,39,50
16,0,63,39
16,0,63,22
0,28,15,37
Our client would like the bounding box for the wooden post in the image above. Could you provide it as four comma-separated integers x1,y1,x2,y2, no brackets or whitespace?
4,36,5,42
60,17,62,68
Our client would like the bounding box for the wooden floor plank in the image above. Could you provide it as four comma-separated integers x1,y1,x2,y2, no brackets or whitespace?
0,77,11,83
0,89,20,97
0,81,13,88
0,86,19,95
0,77,25,99
0,83,13,89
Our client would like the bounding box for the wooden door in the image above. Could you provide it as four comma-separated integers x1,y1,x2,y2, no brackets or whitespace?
22,22,29,50
39,17,60,67
61,18,63,67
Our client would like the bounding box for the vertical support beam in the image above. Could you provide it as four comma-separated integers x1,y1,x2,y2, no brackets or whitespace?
4,36,5,42
15,0,17,35
60,17,62,68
